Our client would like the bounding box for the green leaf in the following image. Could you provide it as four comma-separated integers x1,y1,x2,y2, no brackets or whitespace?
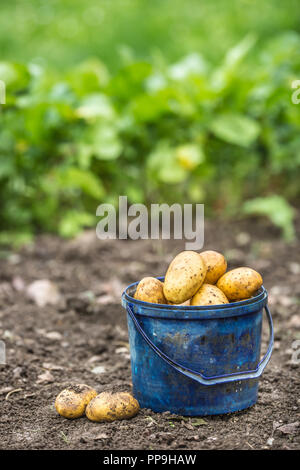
126,186,145,204
243,195,295,242
209,113,260,147
147,144,188,184
92,124,122,160
75,93,116,121
187,182,205,202
59,211,95,238
108,62,152,100
0,231,33,248
58,167,105,199
224,34,257,69
67,59,110,96
130,93,169,122
0,62,30,91
175,144,205,170
168,53,207,80
211,34,257,91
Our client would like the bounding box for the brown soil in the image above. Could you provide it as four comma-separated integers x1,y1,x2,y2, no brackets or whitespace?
0,216,299,450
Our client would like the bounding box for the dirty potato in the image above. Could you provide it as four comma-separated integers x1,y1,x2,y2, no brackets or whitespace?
55,384,97,419
86,391,140,422
200,250,227,284
191,283,229,306
217,267,263,301
134,277,167,304
163,251,207,304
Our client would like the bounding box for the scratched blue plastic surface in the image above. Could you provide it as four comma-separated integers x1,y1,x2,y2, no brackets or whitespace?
122,279,269,416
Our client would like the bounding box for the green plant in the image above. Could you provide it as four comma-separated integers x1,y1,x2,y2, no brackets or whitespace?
243,195,296,242
0,31,299,244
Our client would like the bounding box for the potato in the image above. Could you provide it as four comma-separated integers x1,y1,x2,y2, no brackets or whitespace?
217,267,263,301
86,391,140,422
168,299,191,306
55,384,97,419
134,277,167,304
163,251,207,304
200,250,227,284
191,283,229,306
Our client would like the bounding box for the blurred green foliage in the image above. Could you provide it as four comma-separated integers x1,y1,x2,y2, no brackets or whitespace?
0,1,299,244
1,0,299,70
243,196,296,242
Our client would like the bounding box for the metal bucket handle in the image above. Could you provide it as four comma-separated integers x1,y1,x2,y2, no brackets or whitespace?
126,304,274,386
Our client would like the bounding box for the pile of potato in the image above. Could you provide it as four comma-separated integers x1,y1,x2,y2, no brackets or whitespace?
55,384,140,422
134,250,263,306
54,251,262,422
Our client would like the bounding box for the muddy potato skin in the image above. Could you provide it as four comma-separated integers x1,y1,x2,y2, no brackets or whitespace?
55,384,97,419
163,251,207,304
134,277,167,304
191,283,229,306
217,267,263,301
86,392,140,422
200,250,227,284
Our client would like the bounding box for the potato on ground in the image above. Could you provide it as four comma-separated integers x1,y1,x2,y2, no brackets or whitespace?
217,267,263,301
191,284,229,306
200,250,227,284
55,384,97,419
86,392,140,422
134,277,166,304
163,251,207,304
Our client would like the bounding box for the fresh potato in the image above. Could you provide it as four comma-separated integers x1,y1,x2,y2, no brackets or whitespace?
200,250,227,284
191,283,229,306
134,277,167,304
168,299,191,306
55,384,97,419
217,267,263,301
163,251,207,304
86,391,140,422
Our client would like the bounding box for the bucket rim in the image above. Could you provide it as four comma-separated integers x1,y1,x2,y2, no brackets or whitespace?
122,277,268,319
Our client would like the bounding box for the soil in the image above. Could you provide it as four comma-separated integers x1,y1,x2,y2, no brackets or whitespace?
0,215,299,450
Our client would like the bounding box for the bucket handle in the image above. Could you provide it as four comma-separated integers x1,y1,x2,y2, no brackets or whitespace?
126,304,273,386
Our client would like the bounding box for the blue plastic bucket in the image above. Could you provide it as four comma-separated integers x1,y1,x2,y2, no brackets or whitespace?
122,277,273,416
